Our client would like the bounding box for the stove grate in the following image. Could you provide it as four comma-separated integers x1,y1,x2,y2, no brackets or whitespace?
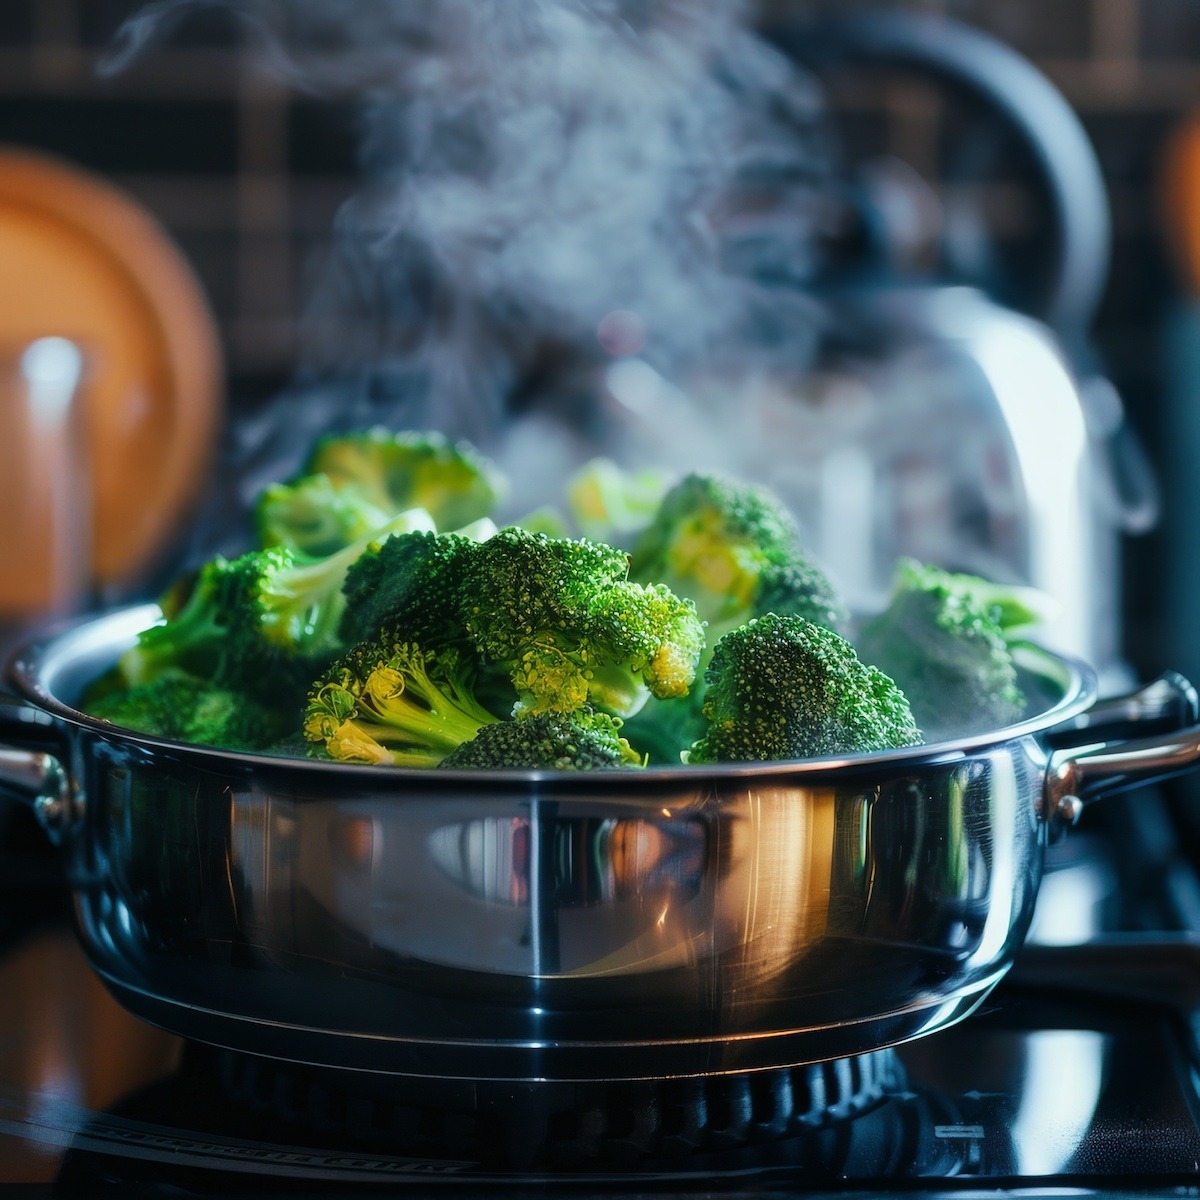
213,1047,905,1169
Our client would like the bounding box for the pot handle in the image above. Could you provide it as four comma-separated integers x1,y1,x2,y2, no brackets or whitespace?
1046,701,1200,837
1045,670,1200,748
0,693,78,842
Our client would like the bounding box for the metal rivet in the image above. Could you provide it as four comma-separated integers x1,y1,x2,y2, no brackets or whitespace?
1056,793,1085,828
33,792,65,830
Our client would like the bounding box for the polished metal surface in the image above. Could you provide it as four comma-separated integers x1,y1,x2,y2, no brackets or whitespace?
1052,726,1200,802
0,746,62,803
3,605,1099,778
1057,670,1200,738
72,739,1042,1080
5,609,1200,1081
0,747,76,843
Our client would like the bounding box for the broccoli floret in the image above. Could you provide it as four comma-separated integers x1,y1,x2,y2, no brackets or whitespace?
624,474,847,764
856,560,1026,740
342,525,702,722
459,527,704,718
630,473,845,634
591,582,705,701
891,560,1055,637
565,458,670,545
625,551,858,761
113,511,423,715
688,614,922,763
114,556,246,689
339,530,479,648
255,472,418,556
440,711,644,770
305,428,506,532
242,512,441,658
224,546,350,662
304,635,498,767
87,672,287,751
340,528,522,718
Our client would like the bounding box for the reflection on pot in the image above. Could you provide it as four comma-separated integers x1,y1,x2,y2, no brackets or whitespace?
72,716,1047,1077
224,785,846,982
109,744,1039,1005
425,812,705,906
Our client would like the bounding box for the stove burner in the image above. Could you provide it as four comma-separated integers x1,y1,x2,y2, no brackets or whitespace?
212,1048,905,1169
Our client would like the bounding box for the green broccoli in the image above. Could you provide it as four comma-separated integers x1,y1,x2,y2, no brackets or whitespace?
255,472,415,556
341,526,705,723
855,560,1026,740
305,428,506,533
111,511,423,713
93,437,1032,773
87,672,287,751
225,545,351,662
220,513,431,691
459,527,704,718
628,544,854,761
439,711,644,770
113,555,246,690
688,614,922,763
304,635,499,767
339,529,479,649
565,457,670,545
900,562,1056,638
630,473,845,634
624,474,847,763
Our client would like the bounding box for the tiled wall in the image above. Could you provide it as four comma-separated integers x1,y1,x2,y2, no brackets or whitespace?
2,1,1190,384
1,1,1192,390
758,0,1200,674
1,0,1197,666
0,0,360,395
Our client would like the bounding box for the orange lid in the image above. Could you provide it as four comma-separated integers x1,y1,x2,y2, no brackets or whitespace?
1161,114,1200,295
0,147,222,612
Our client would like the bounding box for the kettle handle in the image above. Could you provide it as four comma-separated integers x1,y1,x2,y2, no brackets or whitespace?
770,12,1110,338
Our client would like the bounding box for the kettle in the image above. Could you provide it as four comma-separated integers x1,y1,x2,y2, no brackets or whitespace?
587,12,1153,684
766,13,1157,681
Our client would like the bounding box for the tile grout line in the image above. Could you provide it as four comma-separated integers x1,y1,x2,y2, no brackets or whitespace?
1090,0,1141,99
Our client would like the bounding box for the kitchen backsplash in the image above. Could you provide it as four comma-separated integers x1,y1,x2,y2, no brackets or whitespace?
0,1,1189,391
0,0,1195,671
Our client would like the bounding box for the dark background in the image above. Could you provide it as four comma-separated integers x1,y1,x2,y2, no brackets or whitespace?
0,0,1196,680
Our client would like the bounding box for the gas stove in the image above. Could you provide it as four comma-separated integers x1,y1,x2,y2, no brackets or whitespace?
0,789,1198,1196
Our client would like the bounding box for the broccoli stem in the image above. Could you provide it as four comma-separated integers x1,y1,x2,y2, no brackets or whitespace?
358,662,495,754
119,571,232,686
260,509,432,651
583,658,649,719
325,719,445,767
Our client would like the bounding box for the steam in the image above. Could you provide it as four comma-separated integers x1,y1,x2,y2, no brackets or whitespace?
111,0,834,543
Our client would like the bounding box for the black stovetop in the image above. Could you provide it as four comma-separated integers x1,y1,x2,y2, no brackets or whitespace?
1,790,1199,1197
17,974,1200,1195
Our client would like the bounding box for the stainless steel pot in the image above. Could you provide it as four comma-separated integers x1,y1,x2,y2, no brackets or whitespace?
2,604,1200,1083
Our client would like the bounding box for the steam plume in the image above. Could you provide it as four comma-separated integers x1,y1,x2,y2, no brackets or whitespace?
111,0,833,536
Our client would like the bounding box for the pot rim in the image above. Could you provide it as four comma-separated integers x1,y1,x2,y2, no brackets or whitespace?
6,603,1099,785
